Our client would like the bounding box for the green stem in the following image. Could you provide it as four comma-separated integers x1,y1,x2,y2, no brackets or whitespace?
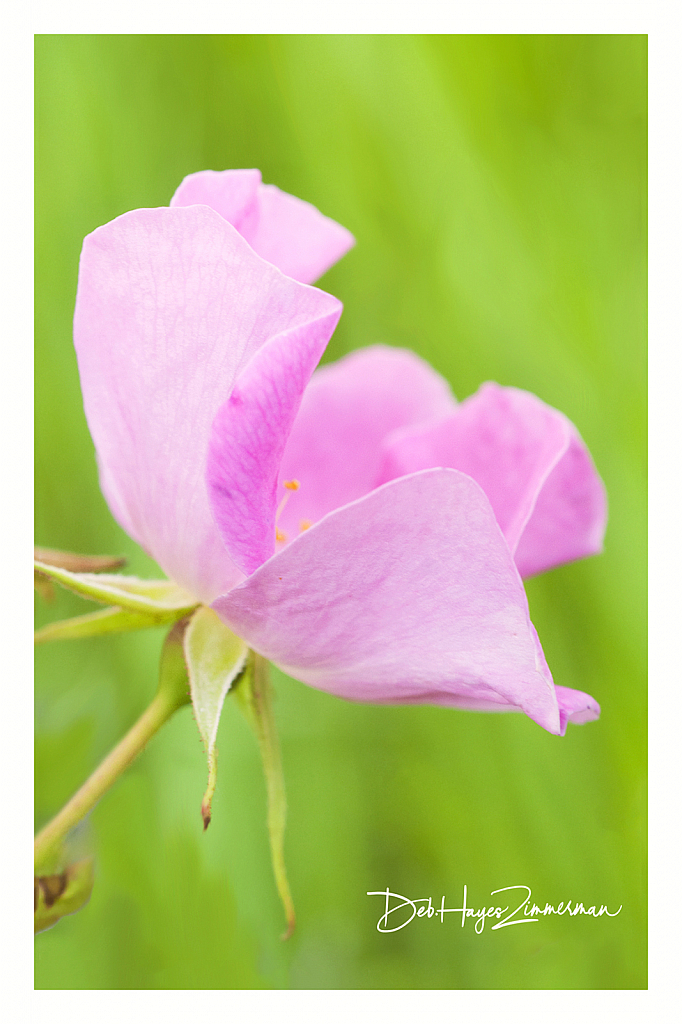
35,681,185,867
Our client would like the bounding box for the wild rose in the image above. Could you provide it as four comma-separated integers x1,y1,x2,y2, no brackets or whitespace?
70,169,605,739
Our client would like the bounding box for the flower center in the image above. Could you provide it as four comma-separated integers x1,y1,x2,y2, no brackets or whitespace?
275,481,313,543
275,480,299,543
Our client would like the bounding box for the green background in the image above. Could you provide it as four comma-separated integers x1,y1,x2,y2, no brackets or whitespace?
35,35,646,989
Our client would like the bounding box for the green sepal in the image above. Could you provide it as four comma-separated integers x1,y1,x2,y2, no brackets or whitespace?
182,606,249,829
34,605,175,644
34,858,95,934
233,652,296,939
34,560,199,616
34,548,127,603
158,617,193,714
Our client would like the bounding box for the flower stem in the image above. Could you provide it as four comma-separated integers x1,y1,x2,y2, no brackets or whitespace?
34,619,191,868
34,689,177,866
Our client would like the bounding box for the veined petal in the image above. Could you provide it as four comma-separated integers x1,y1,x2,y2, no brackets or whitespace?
381,383,607,577
171,169,355,284
74,204,341,602
206,300,342,576
274,346,457,542
213,469,564,735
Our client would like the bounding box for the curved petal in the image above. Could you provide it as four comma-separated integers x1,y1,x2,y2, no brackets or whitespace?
274,346,457,542
554,685,601,735
74,204,341,602
213,469,565,735
206,301,343,576
171,169,355,284
513,429,607,578
380,383,607,577
170,168,261,234
399,681,600,738
244,183,355,285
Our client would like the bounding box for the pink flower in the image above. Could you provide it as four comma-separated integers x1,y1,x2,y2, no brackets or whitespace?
74,170,604,738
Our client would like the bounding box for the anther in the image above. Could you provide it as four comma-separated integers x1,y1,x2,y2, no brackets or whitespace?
299,520,312,532
276,479,301,534
276,528,287,543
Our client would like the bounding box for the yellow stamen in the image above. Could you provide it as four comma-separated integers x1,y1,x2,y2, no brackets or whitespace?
275,479,301,533
276,528,287,543
299,520,312,532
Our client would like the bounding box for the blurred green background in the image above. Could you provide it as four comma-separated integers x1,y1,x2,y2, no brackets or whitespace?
35,35,646,989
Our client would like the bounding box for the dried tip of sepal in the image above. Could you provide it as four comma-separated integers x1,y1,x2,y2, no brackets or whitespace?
200,748,218,832
281,911,296,942
34,858,95,934
34,871,67,911
34,546,127,573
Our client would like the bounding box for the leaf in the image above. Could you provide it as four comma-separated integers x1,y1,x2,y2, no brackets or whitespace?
34,605,171,644
34,560,198,616
182,606,248,829
233,652,296,939
34,858,95,934
34,546,127,572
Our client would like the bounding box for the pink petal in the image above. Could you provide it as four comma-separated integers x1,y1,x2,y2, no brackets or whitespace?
513,429,608,578
206,302,343,577
381,383,607,577
554,685,601,735
74,204,341,602
170,168,261,235
244,183,355,284
171,169,355,284
213,468,565,735
274,346,457,542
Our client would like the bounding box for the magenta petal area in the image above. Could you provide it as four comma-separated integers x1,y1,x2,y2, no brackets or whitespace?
213,469,563,735
206,298,343,577
74,205,341,602
171,169,355,284
381,383,607,578
274,346,457,541
554,685,601,735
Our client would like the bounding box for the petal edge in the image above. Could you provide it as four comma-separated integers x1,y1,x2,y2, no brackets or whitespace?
214,469,562,734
